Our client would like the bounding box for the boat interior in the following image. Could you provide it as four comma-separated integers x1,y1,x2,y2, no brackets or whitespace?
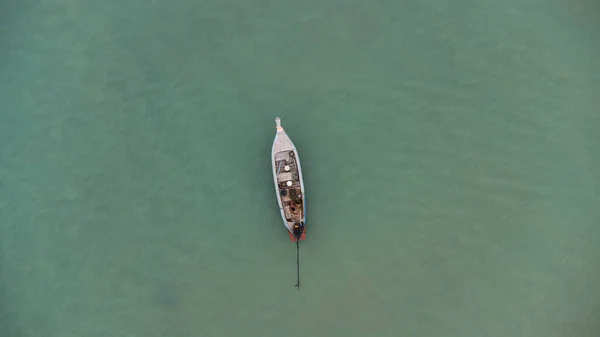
274,150,304,228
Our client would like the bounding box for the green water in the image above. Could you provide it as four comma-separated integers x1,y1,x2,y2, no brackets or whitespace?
1,1,599,336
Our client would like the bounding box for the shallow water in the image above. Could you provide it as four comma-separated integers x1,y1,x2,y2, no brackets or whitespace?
1,1,599,336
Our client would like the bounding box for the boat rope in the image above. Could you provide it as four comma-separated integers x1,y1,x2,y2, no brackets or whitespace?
295,237,301,289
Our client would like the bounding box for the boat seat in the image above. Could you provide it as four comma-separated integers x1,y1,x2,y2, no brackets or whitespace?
275,152,290,161
277,172,293,182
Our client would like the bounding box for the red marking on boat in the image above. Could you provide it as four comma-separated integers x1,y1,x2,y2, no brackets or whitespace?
288,230,307,242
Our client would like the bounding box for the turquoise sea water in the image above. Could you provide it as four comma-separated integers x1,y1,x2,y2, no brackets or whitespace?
1,1,599,336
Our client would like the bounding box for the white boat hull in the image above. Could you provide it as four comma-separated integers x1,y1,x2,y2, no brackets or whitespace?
271,117,306,241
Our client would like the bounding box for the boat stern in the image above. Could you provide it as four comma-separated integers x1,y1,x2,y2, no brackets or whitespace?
288,230,307,242
288,221,307,242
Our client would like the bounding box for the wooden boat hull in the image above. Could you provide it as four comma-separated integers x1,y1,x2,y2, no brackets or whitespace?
272,117,306,241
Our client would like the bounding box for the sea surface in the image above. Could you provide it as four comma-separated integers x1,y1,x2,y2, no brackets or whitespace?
1,1,599,336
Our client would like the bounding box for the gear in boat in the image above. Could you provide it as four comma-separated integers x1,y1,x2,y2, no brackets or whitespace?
274,150,306,241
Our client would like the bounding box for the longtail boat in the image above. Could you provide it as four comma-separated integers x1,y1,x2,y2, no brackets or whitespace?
271,117,306,288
